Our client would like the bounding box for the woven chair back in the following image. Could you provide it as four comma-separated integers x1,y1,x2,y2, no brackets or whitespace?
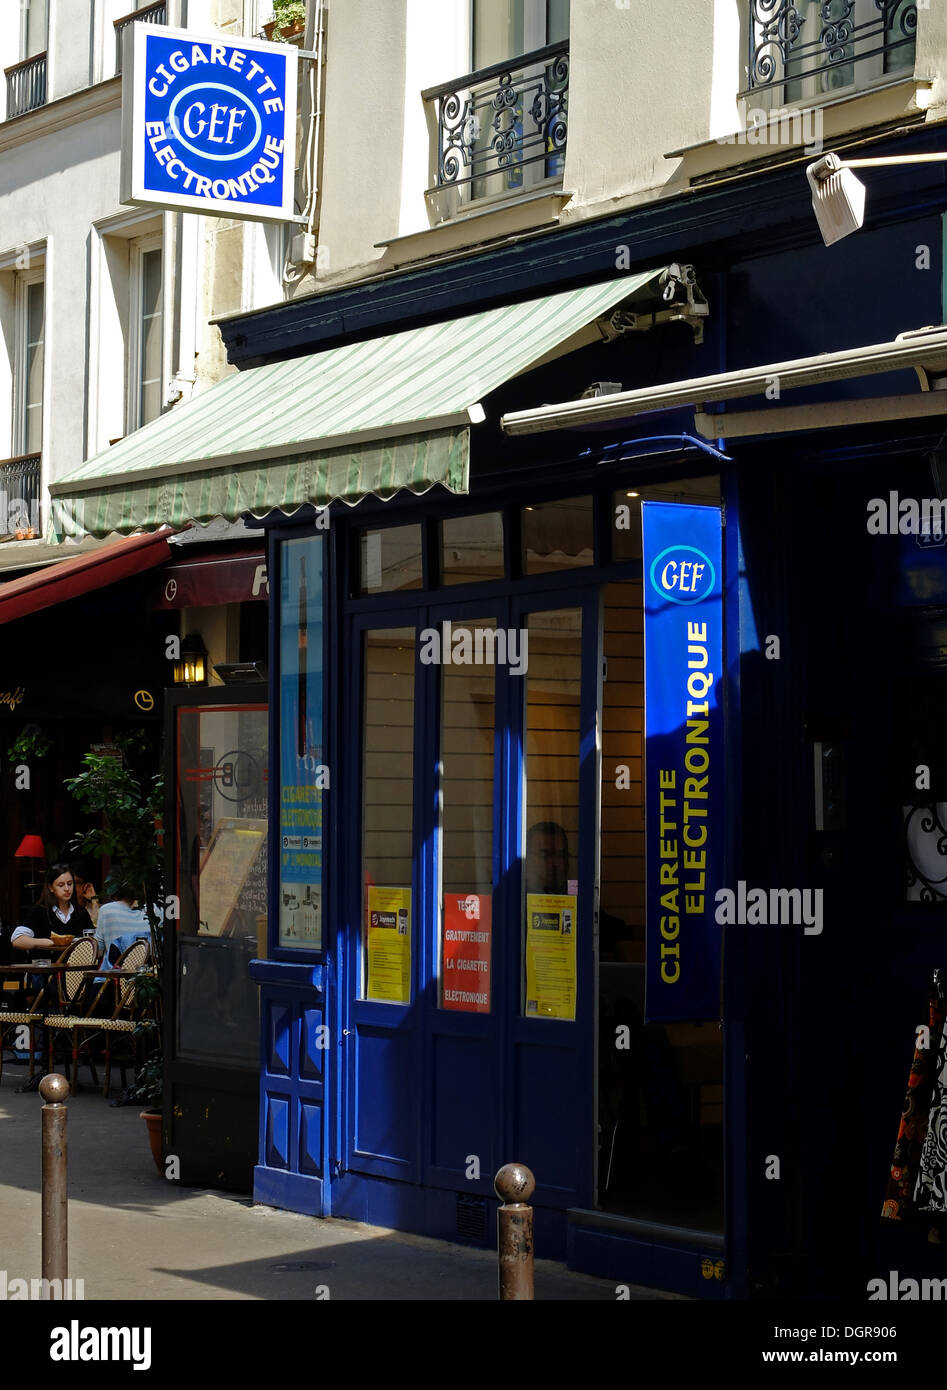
60,936,98,1004
114,938,151,1013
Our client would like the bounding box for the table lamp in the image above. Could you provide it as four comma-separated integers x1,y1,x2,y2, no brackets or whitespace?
14,834,46,888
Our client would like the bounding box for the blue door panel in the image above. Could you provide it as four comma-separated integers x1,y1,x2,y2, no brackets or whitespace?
353,1024,418,1164
513,1041,582,1199
299,1007,325,1080
265,1094,290,1168
430,1032,495,1173
298,1099,323,1176
268,1000,291,1073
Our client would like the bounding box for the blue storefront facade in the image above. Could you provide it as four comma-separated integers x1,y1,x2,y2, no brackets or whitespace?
204,119,947,1300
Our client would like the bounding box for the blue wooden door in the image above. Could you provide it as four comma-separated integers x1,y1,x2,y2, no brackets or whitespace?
336,590,599,1228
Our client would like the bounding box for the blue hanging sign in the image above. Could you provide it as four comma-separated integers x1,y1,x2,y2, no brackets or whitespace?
642,501,724,1022
121,24,298,223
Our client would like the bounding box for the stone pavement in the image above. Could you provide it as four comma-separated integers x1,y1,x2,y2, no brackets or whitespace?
0,1068,681,1301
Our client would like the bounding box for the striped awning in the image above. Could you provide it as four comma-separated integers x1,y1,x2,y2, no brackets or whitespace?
49,271,662,538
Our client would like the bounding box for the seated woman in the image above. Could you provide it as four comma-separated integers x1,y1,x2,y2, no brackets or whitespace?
94,881,150,965
12,862,94,958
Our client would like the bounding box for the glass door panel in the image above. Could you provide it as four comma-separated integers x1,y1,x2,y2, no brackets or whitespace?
361,627,415,1004
175,703,268,1067
522,606,582,1020
439,618,496,1013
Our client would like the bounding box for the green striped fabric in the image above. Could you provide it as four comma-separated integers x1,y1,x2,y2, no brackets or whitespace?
49,272,658,538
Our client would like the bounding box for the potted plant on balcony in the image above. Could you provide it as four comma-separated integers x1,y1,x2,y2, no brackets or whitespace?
263,1,306,42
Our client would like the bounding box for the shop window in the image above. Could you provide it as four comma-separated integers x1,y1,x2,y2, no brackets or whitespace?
523,495,593,575
438,619,496,1012
522,606,581,1020
278,535,324,950
612,475,722,563
361,627,415,1002
441,512,505,585
358,525,423,594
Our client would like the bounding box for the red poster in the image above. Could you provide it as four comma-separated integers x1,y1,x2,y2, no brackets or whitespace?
442,894,492,1013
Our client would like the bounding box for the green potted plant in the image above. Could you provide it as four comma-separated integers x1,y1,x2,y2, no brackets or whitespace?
263,1,307,42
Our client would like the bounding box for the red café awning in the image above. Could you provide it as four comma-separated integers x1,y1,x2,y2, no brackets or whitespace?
0,529,175,626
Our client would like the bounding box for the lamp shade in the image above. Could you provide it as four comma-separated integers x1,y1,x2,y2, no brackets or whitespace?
15,835,45,859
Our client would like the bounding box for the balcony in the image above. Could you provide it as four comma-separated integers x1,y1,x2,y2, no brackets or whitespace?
115,1,167,75
4,52,47,119
744,1,917,103
0,455,42,538
423,41,568,218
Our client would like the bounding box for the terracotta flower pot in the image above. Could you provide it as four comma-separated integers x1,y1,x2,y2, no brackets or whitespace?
140,1109,162,1173
263,17,305,41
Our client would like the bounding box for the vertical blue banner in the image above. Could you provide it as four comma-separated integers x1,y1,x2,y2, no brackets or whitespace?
279,535,324,951
643,501,723,1022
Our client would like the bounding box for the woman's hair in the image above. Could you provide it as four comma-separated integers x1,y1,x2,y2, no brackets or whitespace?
36,862,76,918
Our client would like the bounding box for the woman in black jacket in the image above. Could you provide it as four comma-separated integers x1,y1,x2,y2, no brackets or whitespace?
11,862,95,959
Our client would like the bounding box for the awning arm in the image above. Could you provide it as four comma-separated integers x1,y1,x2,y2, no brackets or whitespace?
577,432,731,463
500,326,947,436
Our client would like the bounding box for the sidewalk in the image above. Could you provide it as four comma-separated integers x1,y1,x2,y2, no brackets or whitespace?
0,1069,681,1301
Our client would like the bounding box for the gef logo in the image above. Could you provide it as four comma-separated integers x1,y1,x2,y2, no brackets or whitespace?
649,545,716,605
122,24,298,224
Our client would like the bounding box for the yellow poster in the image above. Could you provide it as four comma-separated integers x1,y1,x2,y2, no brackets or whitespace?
525,893,577,1020
366,886,411,1004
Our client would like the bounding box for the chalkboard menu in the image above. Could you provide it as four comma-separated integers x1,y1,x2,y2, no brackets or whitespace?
199,817,267,937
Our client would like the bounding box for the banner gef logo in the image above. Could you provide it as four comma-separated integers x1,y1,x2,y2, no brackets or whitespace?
642,501,723,1023
121,24,298,223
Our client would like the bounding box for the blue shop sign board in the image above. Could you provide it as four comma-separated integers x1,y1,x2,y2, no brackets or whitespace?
642,501,724,1023
121,24,298,223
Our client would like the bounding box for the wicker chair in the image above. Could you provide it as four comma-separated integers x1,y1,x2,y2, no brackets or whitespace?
1,936,97,1088
44,938,152,1096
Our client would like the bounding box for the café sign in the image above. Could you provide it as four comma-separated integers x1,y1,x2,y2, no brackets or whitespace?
121,24,298,223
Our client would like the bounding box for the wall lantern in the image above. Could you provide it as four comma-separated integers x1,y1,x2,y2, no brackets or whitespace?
173,633,208,687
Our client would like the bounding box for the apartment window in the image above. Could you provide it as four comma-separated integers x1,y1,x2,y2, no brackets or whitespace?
5,0,48,118
473,0,568,67
15,273,45,456
129,238,163,430
746,0,917,107
22,0,48,59
425,0,569,214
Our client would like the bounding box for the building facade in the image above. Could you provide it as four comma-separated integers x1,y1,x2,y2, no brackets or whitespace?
39,0,947,1299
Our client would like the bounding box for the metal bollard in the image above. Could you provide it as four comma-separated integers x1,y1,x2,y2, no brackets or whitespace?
39,1073,69,1295
495,1162,535,1300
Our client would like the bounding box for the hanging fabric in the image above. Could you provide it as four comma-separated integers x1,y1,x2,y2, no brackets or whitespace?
915,969,947,1218
881,971,945,1224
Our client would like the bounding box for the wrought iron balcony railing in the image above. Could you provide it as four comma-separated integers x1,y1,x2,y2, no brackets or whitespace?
0,454,42,536
744,1,917,100
423,41,568,204
4,52,47,119
115,1,167,75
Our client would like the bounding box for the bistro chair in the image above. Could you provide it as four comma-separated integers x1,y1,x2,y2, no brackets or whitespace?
0,957,59,1085
45,938,152,1097
41,934,110,1092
